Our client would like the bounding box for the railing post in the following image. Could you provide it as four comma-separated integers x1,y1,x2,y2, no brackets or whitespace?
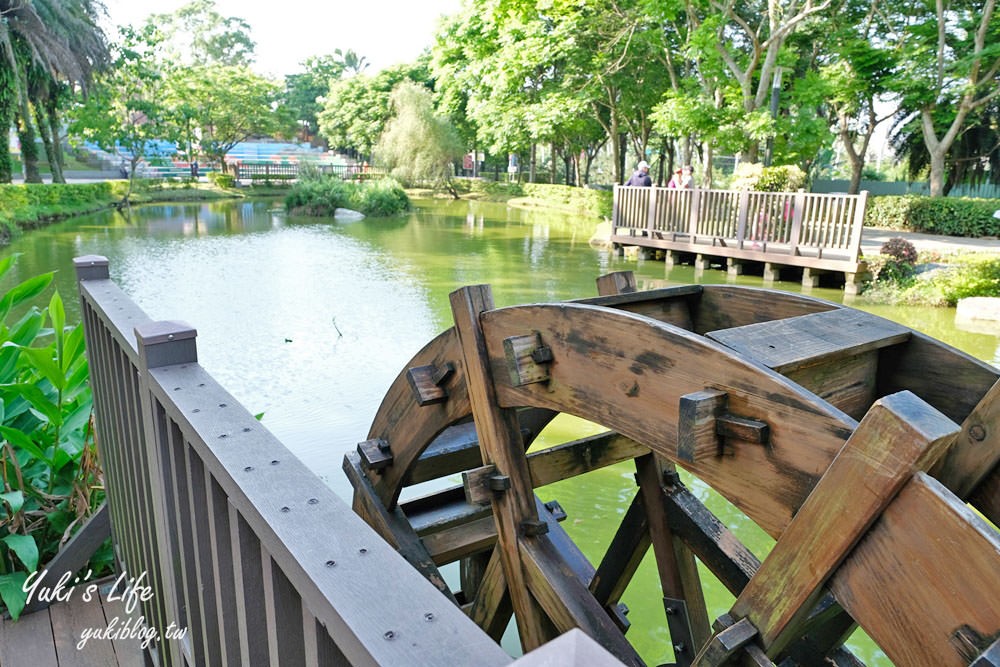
848,191,869,264
735,191,750,249
689,188,701,242
612,185,621,234
135,320,199,667
789,191,806,256
73,254,110,282
646,187,658,236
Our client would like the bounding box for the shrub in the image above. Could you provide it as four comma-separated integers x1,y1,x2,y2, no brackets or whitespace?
865,195,1000,236
208,171,237,188
285,176,409,217
880,237,918,265
522,183,612,218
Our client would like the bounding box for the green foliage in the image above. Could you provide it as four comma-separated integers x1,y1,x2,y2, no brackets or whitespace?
730,163,807,192
376,81,463,187
865,195,1000,236
147,0,256,67
521,183,612,218
207,171,236,188
937,255,1000,305
285,176,409,217
0,183,116,239
0,257,106,619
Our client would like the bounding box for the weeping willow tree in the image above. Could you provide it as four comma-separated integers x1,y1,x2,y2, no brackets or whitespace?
0,0,109,183
375,80,464,197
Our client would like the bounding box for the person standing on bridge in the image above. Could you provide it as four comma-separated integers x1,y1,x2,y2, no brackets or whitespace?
625,160,652,187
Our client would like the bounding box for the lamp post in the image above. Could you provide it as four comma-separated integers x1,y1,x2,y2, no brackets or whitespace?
764,67,783,167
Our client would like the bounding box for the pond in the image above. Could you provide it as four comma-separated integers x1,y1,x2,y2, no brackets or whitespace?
5,197,997,665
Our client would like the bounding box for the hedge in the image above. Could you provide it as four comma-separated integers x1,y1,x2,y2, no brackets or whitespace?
522,183,613,218
865,195,1000,237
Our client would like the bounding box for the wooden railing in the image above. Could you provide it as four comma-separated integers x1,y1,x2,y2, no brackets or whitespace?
74,255,609,666
612,186,868,270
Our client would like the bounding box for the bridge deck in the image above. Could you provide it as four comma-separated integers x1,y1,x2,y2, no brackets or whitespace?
0,579,144,667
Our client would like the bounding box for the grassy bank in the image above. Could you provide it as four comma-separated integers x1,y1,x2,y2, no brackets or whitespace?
0,180,287,244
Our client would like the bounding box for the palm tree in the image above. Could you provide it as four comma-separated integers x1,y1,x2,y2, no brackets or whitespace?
334,48,369,76
0,0,109,183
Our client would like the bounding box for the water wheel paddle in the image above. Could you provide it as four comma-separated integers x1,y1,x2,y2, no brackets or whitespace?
344,271,1000,667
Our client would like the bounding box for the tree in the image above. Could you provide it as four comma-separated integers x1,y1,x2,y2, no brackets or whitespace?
333,48,369,76
891,0,1000,196
169,64,289,172
147,0,255,67
70,25,175,201
318,62,431,159
0,0,109,183
284,55,345,142
376,80,464,195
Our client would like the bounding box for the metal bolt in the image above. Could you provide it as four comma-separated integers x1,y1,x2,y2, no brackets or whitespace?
219,403,227,408
271,460,280,465
325,560,336,567
674,642,686,653
383,631,395,640
970,424,987,442
280,506,290,513
665,605,676,615
244,466,254,472
167,334,174,340
359,548,368,555
218,434,228,439
424,613,435,622
193,409,200,413
242,427,251,433
308,498,319,505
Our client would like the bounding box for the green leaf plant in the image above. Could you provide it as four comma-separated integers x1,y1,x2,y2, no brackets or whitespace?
0,256,107,620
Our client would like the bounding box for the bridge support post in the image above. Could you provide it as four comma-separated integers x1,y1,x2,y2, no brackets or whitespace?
762,263,779,283
844,273,862,296
695,254,711,271
727,259,744,277
802,268,822,288
665,251,681,268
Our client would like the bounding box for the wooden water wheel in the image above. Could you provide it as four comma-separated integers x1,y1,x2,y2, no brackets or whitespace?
344,271,1000,667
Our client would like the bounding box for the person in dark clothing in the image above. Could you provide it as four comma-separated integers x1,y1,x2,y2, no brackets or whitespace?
625,160,652,187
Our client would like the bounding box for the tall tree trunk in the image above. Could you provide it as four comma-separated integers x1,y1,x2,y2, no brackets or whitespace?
15,108,41,183
33,103,62,183
0,66,15,184
46,99,65,181
550,141,557,184
529,143,536,183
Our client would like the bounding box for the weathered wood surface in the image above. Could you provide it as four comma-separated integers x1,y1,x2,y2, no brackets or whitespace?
364,328,472,509
831,473,1000,666
727,391,958,656
705,307,910,373
687,286,837,334
0,580,144,667
451,285,553,651
481,302,857,538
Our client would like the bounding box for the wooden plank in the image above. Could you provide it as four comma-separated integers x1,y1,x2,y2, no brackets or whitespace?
450,285,552,651
262,553,306,667
595,272,637,296
931,377,1000,501
50,585,120,666
705,308,910,373
635,456,711,655
783,350,878,420
421,514,497,564
728,391,959,656
480,302,858,538
466,546,514,642
520,535,645,666
22,502,111,614
100,582,148,667
0,607,57,666
971,465,1000,527
230,502,270,665
589,493,650,607
831,473,1000,667
691,285,837,334
365,328,472,509
343,452,457,601
678,390,727,463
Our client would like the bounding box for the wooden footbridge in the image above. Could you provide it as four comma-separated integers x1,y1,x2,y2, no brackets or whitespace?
7,256,998,665
612,186,869,293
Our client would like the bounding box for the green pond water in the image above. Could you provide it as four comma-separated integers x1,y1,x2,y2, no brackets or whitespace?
5,197,997,665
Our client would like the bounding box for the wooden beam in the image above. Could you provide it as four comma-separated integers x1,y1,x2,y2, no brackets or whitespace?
728,391,958,657
450,285,552,652
831,473,1000,666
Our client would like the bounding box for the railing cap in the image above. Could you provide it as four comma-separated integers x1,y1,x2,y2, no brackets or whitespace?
73,255,110,281
134,320,197,346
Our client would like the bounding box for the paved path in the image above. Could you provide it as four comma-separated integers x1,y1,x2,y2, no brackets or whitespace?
862,228,1000,256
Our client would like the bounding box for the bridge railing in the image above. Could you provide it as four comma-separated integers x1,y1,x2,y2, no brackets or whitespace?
612,186,868,264
75,256,599,666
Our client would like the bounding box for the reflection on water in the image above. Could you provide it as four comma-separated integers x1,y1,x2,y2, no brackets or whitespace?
2,197,992,665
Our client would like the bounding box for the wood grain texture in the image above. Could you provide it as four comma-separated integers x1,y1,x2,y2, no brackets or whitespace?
931,377,1000,501
0,608,58,666
706,307,910,373
690,285,838,335
50,586,120,667
729,391,959,656
481,302,857,538
365,328,472,509
450,285,551,651
831,473,1000,667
